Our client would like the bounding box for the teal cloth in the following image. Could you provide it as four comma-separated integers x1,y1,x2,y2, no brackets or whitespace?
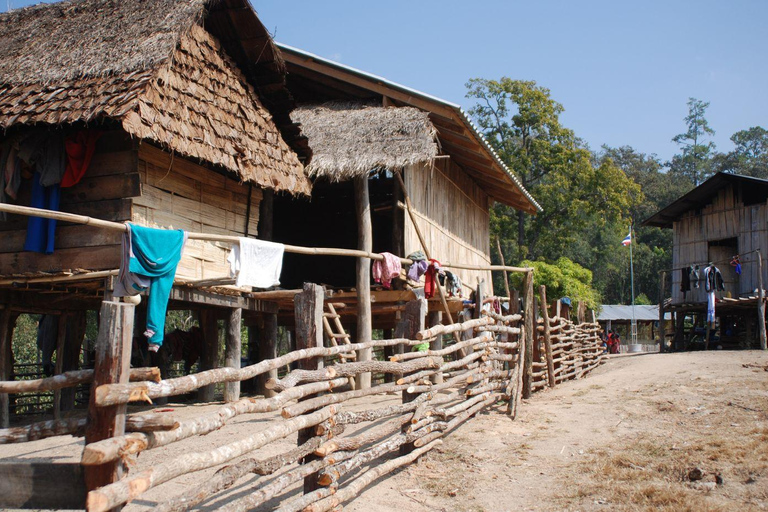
127,224,186,346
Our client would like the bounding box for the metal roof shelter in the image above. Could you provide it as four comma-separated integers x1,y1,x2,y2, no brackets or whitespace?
597,305,670,322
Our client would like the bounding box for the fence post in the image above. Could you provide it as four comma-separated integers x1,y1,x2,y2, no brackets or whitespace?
257,313,278,397
522,271,534,399
224,307,242,402
53,314,67,420
84,300,134,500
758,250,767,350
197,309,219,402
539,286,556,388
398,298,427,455
427,311,443,384
658,271,667,353
0,307,12,428
295,283,325,493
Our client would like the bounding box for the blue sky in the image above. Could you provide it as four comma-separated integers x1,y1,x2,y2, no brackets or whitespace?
6,1,767,161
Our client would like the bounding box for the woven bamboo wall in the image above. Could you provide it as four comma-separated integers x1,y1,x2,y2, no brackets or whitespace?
671,184,768,304
403,160,492,289
133,143,261,282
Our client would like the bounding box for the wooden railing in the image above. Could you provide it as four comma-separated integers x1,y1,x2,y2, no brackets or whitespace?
0,284,605,511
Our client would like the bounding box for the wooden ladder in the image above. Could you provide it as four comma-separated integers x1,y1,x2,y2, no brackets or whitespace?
323,303,356,361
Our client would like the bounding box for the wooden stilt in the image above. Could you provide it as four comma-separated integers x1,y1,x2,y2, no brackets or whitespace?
224,308,242,402
258,313,278,398
0,308,12,428
53,314,68,420
198,310,218,403
354,175,373,390
539,286,556,388
84,300,134,502
295,283,325,493
758,250,766,350
427,312,443,384
522,271,534,399
61,312,87,412
658,271,667,353
399,298,426,455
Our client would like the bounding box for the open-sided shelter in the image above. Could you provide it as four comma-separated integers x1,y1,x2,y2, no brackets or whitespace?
644,172,768,350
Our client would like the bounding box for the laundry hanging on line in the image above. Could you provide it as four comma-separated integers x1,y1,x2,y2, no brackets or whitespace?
114,224,187,349
372,252,402,289
228,237,285,289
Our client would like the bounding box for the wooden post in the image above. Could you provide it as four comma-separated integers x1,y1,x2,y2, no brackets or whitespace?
758,250,767,350
197,310,218,403
0,308,12,428
577,301,586,324
295,283,325,493
658,271,667,353
224,308,242,402
427,311,443,384
84,300,134,497
60,312,87,412
399,298,427,455
539,286,556,388
391,173,403,256
522,271,534,399
53,314,68,420
258,313,278,397
354,175,373,390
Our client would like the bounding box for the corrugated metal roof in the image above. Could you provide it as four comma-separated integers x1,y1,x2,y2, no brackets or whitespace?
597,305,667,321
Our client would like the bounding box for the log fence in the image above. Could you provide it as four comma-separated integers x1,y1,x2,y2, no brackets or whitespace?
0,284,605,511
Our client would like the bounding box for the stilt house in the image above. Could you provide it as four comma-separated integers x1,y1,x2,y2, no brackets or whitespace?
270,44,541,328
0,0,312,421
644,172,768,350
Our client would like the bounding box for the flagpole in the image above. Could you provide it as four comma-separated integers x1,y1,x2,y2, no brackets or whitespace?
630,224,636,345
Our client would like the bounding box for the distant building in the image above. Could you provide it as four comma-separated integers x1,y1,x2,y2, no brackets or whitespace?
644,172,768,350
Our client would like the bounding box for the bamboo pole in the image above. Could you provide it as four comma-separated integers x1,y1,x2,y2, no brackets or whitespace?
539,286,556,388
394,171,462,346
0,203,531,275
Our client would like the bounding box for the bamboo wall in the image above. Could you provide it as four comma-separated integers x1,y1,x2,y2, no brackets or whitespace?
671,184,768,304
0,130,135,275
404,160,492,289
133,143,262,282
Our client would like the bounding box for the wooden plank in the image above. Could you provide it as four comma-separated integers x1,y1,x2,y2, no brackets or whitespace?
169,287,278,313
0,225,122,254
84,301,134,496
62,173,141,205
0,462,86,509
0,309,11,428
0,245,121,275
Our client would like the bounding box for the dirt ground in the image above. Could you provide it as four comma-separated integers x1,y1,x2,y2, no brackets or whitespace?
351,351,768,512
2,351,767,511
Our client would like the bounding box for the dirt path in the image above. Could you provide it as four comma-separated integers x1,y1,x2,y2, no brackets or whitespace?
2,351,766,511
348,351,768,512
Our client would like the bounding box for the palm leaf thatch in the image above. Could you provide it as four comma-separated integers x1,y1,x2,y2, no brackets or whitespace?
292,102,439,181
0,0,311,195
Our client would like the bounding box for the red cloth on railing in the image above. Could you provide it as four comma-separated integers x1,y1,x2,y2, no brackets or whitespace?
61,130,101,188
424,259,441,299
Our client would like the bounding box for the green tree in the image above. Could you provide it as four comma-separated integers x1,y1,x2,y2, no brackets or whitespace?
669,98,716,186
511,257,601,310
712,126,768,178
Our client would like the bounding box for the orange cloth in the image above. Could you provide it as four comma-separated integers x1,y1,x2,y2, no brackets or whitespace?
424,259,441,299
61,130,101,188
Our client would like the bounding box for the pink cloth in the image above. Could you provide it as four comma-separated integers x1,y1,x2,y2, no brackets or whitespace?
372,252,402,289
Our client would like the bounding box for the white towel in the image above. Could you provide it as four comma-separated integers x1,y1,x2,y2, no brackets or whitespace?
228,238,284,289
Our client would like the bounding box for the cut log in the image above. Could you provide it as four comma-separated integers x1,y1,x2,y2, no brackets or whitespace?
86,406,338,512
304,439,442,512
0,367,160,393
390,332,492,362
315,414,411,457
281,381,411,419
83,378,348,465
396,351,485,385
415,316,494,340
94,337,422,406
124,413,179,432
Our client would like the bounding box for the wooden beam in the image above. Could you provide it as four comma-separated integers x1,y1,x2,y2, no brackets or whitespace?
758,250,767,350
522,272,534,399
0,308,12,428
398,298,427,455
224,308,242,402
53,314,68,420
354,175,373,390
84,300,134,499
427,311,443,384
197,310,218,403
169,287,278,313
257,313,278,398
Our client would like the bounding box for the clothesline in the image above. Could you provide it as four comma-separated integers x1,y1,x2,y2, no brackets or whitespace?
658,249,761,274
0,203,533,275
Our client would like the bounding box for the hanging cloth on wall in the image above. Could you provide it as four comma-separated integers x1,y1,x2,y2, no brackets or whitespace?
681,267,691,294
424,259,442,299
228,237,285,289
114,224,187,348
23,172,61,254
691,265,701,288
444,270,463,298
62,130,101,188
730,255,742,276
372,252,402,289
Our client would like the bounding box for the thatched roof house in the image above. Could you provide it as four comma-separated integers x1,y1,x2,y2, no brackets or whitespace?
0,0,311,194
0,0,312,295
271,44,540,299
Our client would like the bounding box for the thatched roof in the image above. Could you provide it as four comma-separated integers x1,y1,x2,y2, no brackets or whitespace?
292,102,439,181
0,0,312,195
